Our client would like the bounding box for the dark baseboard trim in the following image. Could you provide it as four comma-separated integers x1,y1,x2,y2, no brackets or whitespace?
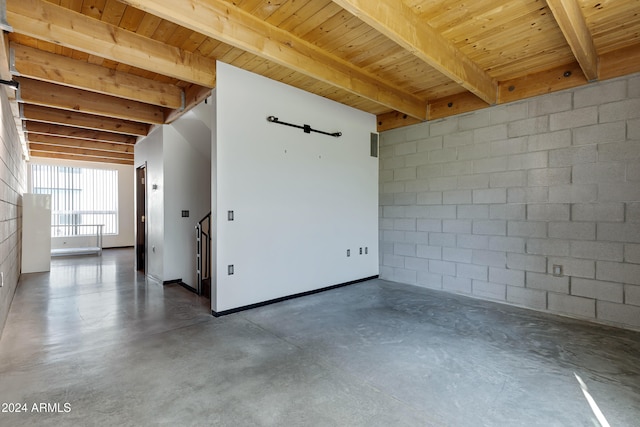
162,279,198,294
211,275,378,317
179,282,198,294
103,246,135,250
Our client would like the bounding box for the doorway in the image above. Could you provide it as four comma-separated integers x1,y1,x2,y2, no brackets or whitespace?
136,164,146,273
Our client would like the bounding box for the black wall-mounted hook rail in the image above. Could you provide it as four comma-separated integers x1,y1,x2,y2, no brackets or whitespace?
267,116,342,137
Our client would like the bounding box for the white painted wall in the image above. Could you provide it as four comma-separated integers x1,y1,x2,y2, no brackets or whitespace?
213,62,378,312
134,127,164,281
134,101,212,287
164,125,212,287
210,90,218,305
21,194,51,273
27,157,135,249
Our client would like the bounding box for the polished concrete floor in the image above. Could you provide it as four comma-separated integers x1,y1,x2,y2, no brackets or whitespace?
0,248,639,426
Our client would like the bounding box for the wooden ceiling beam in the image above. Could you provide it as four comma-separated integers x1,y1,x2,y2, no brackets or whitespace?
0,32,28,160
498,61,587,104
332,0,497,105
29,151,134,166
545,0,599,81
22,104,148,137
428,92,489,121
379,38,640,132
7,0,216,87
165,84,212,124
25,122,137,144
29,143,134,160
27,134,134,153
599,43,640,80
17,77,165,124
12,43,184,108
117,0,427,120
376,111,422,133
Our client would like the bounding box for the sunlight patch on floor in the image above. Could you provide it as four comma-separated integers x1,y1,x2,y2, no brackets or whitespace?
574,373,611,427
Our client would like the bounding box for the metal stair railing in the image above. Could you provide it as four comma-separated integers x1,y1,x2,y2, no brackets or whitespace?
195,212,212,296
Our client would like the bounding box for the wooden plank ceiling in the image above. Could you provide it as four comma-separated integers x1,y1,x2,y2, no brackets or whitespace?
3,0,640,165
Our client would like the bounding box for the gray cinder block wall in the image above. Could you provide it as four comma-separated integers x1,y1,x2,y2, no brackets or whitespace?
0,92,26,337
379,73,640,330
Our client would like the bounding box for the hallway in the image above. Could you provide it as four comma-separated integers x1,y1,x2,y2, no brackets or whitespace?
0,248,639,426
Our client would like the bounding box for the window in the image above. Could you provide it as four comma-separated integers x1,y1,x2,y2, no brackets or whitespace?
30,164,119,236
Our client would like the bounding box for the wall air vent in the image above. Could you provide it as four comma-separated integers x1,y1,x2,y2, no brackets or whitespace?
370,133,379,158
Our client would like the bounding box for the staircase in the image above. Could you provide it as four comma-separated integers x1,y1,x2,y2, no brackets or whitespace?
196,212,212,298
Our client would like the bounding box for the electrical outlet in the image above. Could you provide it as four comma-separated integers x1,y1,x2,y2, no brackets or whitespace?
228,265,234,275
347,249,350,257
359,247,363,255
552,264,563,277
228,211,234,221
365,247,368,254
